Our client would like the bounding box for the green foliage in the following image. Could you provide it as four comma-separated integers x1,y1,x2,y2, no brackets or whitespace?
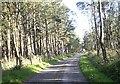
80,55,114,83
82,31,95,51
104,60,120,82
89,50,120,82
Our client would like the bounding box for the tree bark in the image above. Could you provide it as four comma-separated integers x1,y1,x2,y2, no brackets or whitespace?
93,1,100,56
98,0,107,63
118,2,120,48
32,16,37,55
45,18,50,59
13,31,21,69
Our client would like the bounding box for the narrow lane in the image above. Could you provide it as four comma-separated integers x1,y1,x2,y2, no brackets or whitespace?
24,54,89,84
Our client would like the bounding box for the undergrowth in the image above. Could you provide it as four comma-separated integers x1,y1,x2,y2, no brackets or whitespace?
80,55,116,84
88,50,120,83
2,54,74,84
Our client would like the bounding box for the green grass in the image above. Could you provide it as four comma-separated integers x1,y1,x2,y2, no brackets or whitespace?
2,62,50,84
79,55,116,84
88,51,120,82
2,54,73,84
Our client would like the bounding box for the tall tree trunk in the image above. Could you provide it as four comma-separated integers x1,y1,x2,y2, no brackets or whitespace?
54,32,57,56
23,15,28,57
0,29,2,63
39,35,42,55
93,1,100,56
45,18,50,59
0,27,2,84
15,3,22,67
7,29,11,66
0,4,2,83
48,34,52,56
19,29,22,56
32,16,37,55
118,2,120,48
98,0,107,63
13,31,21,69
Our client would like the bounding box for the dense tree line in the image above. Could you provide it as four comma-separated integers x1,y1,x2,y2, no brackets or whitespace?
1,2,81,69
77,0,120,63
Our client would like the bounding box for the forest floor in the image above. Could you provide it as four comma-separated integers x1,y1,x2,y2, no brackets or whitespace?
23,54,88,84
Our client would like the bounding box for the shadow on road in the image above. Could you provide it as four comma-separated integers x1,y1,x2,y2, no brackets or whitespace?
24,54,89,84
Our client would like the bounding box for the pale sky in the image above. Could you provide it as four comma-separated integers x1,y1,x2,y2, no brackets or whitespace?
62,0,91,41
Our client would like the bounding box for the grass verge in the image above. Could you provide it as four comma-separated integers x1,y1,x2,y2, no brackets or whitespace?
2,54,74,84
88,51,120,82
79,55,116,84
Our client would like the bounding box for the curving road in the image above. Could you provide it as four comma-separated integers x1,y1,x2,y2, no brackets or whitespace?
23,54,89,84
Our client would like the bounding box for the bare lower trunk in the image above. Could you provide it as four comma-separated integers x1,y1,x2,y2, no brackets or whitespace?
7,29,11,66
100,42,107,63
13,32,21,69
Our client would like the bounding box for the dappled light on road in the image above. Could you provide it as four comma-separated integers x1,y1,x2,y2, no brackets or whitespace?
24,54,88,84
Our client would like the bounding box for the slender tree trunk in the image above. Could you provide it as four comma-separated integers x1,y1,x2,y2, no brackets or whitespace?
93,1,100,56
54,32,57,56
0,26,2,63
5,40,8,61
98,0,107,63
29,31,33,65
32,16,37,55
28,36,31,56
19,29,22,56
40,35,42,55
13,31,21,69
118,2,120,48
45,18,50,59
7,29,11,67
42,35,46,60
48,34,51,56
36,41,39,55
0,4,2,83
23,15,28,57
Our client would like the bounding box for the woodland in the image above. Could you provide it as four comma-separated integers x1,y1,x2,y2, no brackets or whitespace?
0,0,120,83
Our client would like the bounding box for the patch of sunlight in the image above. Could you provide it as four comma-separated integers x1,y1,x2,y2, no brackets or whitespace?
41,78,69,81
34,67,42,72
51,63,74,67
64,71,80,73
56,59,61,61
43,62,51,66
39,64,46,69
31,68,40,73
85,67,95,71
82,56,87,58
82,61,89,64
63,64,74,66
10,79,21,83
43,69,61,72
42,78,62,81
26,65,40,72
